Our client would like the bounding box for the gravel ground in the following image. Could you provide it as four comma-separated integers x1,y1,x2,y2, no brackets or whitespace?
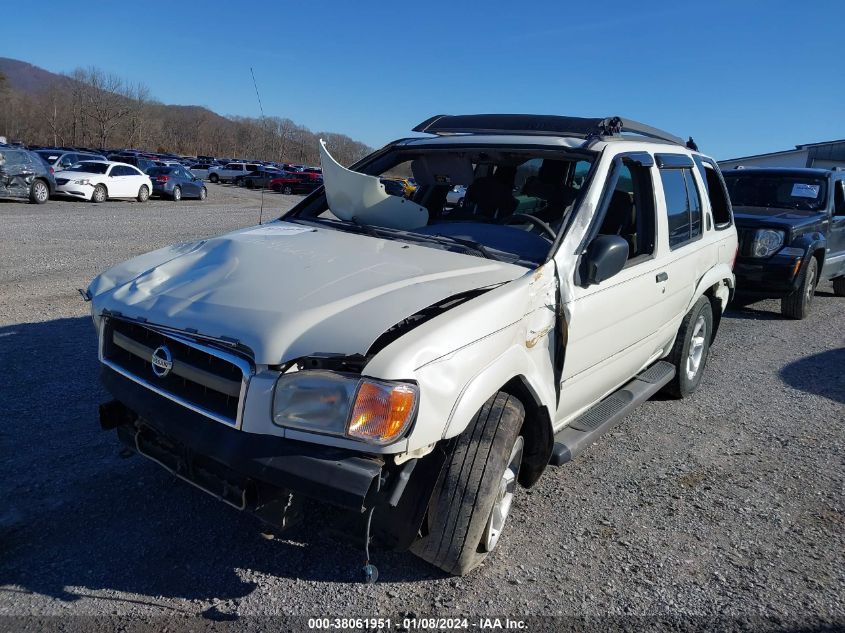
0,186,843,631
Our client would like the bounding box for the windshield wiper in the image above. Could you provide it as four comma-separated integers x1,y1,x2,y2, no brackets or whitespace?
423,233,501,260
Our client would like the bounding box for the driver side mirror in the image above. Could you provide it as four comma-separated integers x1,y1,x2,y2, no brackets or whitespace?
581,235,629,287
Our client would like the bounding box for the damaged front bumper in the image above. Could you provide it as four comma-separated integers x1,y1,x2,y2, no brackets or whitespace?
100,366,444,547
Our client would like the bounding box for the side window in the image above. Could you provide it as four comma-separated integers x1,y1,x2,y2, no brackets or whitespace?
659,166,706,249
834,180,845,217
685,170,702,239
701,164,733,228
597,158,656,261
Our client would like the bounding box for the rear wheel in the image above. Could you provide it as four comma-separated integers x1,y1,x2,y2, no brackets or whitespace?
209,173,219,183
411,391,525,576
29,179,49,204
198,186,207,201
137,185,150,202
92,184,107,203
172,186,182,201
663,296,713,398
781,257,817,319
833,277,845,297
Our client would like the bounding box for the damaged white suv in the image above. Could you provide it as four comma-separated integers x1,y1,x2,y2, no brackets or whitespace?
89,115,737,577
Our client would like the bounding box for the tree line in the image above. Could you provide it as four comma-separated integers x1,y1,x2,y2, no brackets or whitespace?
0,67,372,166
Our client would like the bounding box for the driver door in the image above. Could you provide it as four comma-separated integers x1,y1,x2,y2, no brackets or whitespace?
556,153,674,424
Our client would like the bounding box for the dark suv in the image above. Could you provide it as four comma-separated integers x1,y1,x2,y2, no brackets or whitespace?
723,167,845,318
0,147,56,204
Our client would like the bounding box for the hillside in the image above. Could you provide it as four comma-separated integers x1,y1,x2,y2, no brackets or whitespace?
0,58,371,165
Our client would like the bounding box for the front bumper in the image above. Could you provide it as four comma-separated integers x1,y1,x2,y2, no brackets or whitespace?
733,252,805,297
100,365,384,511
55,183,93,200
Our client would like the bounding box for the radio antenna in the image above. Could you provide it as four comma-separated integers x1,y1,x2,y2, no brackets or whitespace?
250,67,267,225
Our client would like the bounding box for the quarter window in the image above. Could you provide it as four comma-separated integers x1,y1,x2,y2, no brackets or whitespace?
659,168,701,249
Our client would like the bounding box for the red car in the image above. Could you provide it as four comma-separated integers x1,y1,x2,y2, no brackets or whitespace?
269,172,323,195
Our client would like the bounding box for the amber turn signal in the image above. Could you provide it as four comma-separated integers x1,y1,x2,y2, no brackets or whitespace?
347,380,418,445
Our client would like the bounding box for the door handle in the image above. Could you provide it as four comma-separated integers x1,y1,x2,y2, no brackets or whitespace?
655,272,669,283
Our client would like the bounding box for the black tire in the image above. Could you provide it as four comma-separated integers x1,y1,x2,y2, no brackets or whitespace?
172,186,182,201
245,179,254,189
411,392,525,576
457,197,465,208
781,257,817,320
833,277,845,297
209,173,219,184
92,184,107,203
29,179,49,204
137,185,150,202
198,186,207,201
283,185,293,195
663,296,714,398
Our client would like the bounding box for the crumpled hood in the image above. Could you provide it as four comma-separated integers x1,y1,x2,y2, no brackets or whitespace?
89,222,526,364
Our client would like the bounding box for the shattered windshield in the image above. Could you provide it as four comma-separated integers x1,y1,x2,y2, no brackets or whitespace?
724,173,828,211
286,142,595,266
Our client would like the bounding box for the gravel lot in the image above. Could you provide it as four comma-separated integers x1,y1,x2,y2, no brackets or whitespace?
0,185,842,631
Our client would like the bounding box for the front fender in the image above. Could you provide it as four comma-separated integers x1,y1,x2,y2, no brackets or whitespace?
792,232,826,261
438,341,557,441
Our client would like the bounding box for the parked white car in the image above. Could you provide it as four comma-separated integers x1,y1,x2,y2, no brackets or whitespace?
446,184,467,207
89,115,737,578
55,161,152,202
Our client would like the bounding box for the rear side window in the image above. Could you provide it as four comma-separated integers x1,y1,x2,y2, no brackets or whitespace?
659,168,701,249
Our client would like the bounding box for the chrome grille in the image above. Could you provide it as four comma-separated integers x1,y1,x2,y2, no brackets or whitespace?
101,318,250,426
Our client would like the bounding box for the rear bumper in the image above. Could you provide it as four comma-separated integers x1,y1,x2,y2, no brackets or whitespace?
100,366,384,511
734,253,805,297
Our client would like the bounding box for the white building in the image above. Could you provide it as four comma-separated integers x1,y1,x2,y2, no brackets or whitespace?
719,139,845,170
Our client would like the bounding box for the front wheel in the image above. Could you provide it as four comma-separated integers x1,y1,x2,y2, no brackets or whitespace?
198,186,207,201
209,173,219,183
172,186,181,201
29,179,49,204
781,257,817,319
411,391,525,576
282,185,293,195
833,277,845,297
92,184,107,203
663,296,713,398
137,185,150,202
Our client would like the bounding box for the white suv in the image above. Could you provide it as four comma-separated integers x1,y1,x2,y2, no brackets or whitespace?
207,162,262,183
88,115,737,578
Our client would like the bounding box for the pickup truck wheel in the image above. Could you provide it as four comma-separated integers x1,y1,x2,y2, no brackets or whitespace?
831,277,845,297
781,257,817,319
411,391,525,576
663,296,713,398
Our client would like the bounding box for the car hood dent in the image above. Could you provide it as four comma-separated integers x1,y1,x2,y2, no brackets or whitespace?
89,223,526,364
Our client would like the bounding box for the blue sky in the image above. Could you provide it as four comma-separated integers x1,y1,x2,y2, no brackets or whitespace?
3,0,841,160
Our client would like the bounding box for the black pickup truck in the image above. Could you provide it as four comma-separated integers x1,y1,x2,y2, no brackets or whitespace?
722,167,845,319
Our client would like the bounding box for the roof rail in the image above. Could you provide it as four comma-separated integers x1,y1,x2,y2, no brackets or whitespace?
412,114,687,147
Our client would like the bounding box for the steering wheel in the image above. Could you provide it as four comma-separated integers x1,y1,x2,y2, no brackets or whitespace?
500,213,557,240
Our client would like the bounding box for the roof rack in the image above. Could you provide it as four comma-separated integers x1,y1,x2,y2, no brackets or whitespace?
412,114,688,147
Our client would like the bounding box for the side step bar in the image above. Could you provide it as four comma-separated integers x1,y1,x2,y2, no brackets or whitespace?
549,360,675,466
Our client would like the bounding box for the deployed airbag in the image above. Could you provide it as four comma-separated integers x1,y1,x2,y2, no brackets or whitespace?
319,140,428,230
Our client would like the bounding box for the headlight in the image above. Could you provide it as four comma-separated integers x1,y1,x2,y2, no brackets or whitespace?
72,179,91,185
750,229,784,257
272,370,418,445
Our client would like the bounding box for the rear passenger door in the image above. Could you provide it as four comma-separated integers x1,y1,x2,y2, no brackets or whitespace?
654,154,711,332
109,165,134,197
